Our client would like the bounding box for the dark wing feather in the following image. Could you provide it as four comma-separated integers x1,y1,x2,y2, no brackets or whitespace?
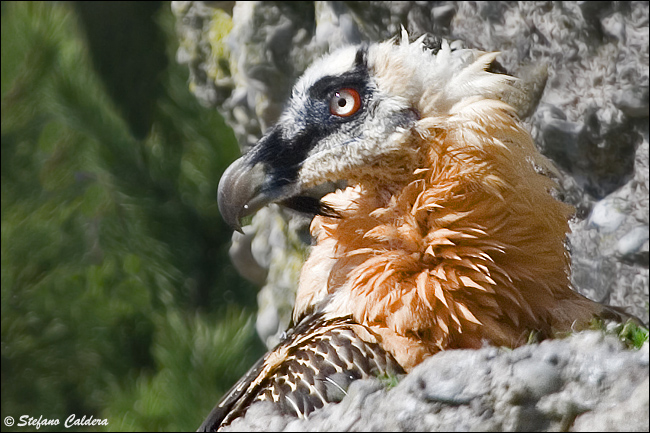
198,313,404,431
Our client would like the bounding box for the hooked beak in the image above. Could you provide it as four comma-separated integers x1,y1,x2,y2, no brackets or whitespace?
217,155,267,233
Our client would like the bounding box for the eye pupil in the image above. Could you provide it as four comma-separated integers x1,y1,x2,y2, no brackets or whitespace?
338,98,346,107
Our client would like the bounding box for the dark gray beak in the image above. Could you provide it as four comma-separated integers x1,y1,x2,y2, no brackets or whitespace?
217,154,268,233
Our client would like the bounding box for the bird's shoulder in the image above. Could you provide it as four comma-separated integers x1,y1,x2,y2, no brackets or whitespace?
198,312,404,431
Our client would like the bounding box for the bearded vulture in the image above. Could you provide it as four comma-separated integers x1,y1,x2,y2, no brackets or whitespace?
200,31,633,431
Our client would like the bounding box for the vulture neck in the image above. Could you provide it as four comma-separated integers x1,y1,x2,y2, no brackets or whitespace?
295,99,603,371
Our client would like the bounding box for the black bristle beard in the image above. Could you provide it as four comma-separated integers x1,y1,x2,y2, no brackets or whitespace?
280,196,340,219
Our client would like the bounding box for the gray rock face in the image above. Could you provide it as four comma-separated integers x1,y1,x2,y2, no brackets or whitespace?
172,1,649,431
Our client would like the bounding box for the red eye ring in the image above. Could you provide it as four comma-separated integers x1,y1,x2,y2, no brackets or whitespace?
329,88,361,117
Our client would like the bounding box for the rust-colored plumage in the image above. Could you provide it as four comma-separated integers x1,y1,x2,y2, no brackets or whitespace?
205,31,634,430
297,94,601,370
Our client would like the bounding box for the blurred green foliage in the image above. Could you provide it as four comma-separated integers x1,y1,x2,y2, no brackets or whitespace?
1,1,265,431
616,320,649,350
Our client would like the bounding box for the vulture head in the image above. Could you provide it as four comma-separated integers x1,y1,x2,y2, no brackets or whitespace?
218,32,505,230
